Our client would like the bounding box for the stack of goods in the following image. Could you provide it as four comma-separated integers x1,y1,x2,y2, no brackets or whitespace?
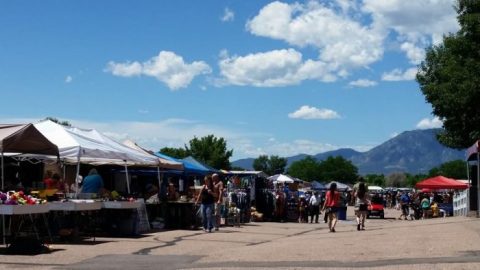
0,191,47,205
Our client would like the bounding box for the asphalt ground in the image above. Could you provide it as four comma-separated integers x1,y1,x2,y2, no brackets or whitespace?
1,207,479,270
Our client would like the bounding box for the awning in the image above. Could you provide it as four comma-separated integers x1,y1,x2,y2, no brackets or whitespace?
415,175,469,190
0,124,58,156
267,174,295,184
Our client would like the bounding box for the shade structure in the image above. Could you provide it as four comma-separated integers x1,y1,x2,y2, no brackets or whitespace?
368,185,384,192
325,181,352,191
35,120,159,165
415,175,468,190
310,181,325,190
0,124,58,156
267,174,295,184
154,153,214,175
123,140,183,170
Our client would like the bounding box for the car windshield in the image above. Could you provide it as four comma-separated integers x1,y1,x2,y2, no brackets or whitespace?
371,196,383,204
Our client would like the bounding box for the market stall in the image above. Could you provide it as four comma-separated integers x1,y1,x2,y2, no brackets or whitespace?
415,176,468,217
0,124,59,247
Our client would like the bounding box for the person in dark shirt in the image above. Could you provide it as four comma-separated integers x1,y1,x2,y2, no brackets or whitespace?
195,175,215,233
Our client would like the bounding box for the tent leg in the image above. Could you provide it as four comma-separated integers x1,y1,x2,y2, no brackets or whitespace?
125,163,130,194
467,161,471,213
75,148,82,197
477,153,480,217
157,167,161,191
1,152,4,246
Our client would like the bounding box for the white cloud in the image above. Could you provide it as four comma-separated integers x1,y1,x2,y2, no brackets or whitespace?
105,51,211,90
348,79,377,87
218,49,336,87
288,105,340,120
390,132,399,138
416,117,443,129
138,109,149,114
0,116,376,159
382,67,417,81
246,1,385,69
362,0,458,61
65,76,73,83
400,42,426,65
221,7,234,22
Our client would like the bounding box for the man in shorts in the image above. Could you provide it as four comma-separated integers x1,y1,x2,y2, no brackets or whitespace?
212,173,224,231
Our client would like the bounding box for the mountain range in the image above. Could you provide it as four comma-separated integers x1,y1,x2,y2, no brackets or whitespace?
231,129,466,175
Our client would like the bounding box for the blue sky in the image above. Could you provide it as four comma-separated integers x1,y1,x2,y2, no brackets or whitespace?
0,0,459,160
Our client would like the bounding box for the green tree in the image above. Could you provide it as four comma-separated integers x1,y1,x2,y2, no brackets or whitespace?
405,173,428,188
428,159,468,179
364,174,385,187
287,156,321,182
159,147,189,159
317,156,358,184
416,1,480,148
188,135,233,170
252,155,287,175
44,117,71,127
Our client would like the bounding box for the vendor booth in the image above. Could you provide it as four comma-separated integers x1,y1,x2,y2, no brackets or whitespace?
0,123,59,249
415,176,468,217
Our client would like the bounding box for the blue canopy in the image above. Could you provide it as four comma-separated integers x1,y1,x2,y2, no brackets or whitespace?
154,153,215,176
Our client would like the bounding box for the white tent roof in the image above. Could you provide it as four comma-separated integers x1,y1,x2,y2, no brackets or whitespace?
268,174,295,184
123,139,183,170
34,120,159,166
368,185,384,191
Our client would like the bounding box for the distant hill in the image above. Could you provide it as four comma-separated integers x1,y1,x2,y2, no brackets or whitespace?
230,129,465,174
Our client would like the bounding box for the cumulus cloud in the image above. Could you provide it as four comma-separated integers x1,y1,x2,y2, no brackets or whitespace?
65,76,73,83
218,49,336,87
382,67,417,81
288,105,340,120
0,116,376,159
348,79,377,88
105,51,211,90
246,1,384,69
221,7,234,22
416,117,443,129
400,42,426,65
362,0,458,62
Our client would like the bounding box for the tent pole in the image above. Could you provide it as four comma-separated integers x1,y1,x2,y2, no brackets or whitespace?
1,152,4,190
157,166,161,191
1,152,4,245
75,148,81,197
477,152,480,217
467,160,471,213
125,162,130,194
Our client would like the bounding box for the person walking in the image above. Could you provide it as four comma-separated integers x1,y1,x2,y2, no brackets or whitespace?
309,191,321,223
398,192,411,220
195,175,215,233
354,182,369,231
322,183,340,232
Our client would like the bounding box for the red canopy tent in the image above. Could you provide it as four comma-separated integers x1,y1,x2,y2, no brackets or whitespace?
415,176,468,190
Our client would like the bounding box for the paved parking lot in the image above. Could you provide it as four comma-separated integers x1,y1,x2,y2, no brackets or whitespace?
1,208,480,269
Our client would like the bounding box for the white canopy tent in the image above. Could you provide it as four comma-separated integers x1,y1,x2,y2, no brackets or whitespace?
34,120,168,194
368,185,384,192
268,174,295,184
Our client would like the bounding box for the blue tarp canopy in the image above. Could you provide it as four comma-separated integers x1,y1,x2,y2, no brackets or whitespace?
154,153,217,176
